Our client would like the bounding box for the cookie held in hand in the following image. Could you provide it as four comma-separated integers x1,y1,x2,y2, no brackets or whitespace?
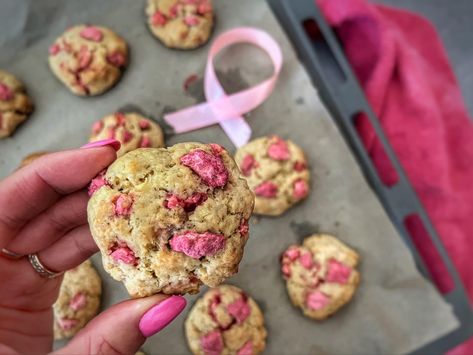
281,234,360,320
185,285,267,355
87,143,254,297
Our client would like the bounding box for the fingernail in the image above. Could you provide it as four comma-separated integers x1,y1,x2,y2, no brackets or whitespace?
139,296,187,337
81,139,121,151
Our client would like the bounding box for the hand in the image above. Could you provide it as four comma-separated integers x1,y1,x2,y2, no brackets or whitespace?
0,140,186,354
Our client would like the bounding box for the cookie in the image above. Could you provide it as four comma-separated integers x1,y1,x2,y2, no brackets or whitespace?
87,143,254,297
281,234,360,320
0,70,34,138
53,260,102,339
146,0,214,50
48,25,128,96
185,285,267,355
19,151,49,168
89,112,165,157
234,136,310,216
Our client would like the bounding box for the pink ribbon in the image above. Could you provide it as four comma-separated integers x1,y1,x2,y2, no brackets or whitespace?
164,27,283,147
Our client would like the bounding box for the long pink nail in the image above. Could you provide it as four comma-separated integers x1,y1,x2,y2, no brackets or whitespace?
81,139,121,151
139,296,187,337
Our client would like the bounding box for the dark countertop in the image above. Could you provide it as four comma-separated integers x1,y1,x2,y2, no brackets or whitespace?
375,0,473,116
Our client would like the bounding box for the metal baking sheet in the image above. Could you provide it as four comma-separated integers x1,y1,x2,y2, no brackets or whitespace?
0,0,458,354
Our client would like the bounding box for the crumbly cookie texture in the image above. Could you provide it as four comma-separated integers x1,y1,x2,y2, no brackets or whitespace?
89,112,165,157
185,285,267,355
48,25,128,96
53,260,102,339
0,70,34,138
87,143,254,297
281,234,360,320
19,151,49,168
234,135,310,216
146,0,214,49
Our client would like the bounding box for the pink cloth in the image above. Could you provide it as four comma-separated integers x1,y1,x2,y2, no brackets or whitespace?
316,0,473,352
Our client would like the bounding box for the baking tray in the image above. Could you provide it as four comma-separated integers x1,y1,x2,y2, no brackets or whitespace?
266,0,473,353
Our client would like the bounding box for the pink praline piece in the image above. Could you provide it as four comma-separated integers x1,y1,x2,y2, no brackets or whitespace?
293,179,308,199
180,149,228,188
227,298,251,323
267,137,290,161
80,26,104,42
49,43,60,55
200,330,224,355
306,291,330,311
326,259,352,284
170,231,226,259
300,252,314,269
57,318,78,330
69,293,87,311
152,11,167,26
184,15,200,26
254,181,278,198
110,245,137,265
0,83,13,101
240,154,256,176
114,194,133,216
237,341,253,355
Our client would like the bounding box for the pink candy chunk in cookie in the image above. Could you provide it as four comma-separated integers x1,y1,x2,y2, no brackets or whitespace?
79,26,103,42
152,11,167,26
293,179,309,199
267,136,290,161
300,252,314,269
201,330,224,355
170,231,226,259
88,171,108,196
184,15,200,26
165,192,208,212
237,341,254,355
254,181,278,198
180,149,229,188
0,83,13,101
240,154,256,176
49,43,60,55
57,318,79,330
113,194,133,216
306,290,330,311
227,297,251,323
106,51,126,67
326,259,352,284
69,293,87,311
110,242,137,265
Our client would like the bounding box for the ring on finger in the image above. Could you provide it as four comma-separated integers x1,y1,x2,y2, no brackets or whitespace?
28,253,64,279
1,248,24,260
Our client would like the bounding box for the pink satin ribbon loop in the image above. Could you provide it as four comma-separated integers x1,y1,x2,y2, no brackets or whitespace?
164,27,283,147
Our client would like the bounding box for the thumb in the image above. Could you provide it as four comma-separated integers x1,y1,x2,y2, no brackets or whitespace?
55,295,187,355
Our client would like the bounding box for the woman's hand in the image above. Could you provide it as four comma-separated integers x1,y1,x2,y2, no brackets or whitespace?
0,141,186,354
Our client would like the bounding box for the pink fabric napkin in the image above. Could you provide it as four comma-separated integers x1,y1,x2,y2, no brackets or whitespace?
316,0,473,352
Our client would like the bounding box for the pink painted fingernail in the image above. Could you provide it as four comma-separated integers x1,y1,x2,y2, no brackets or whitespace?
139,296,187,337
81,139,121,151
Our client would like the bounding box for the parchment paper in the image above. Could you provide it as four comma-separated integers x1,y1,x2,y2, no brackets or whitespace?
0,0,459,354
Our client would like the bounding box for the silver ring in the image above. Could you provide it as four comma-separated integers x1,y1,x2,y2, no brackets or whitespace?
28,254,64,279
1,248,23,259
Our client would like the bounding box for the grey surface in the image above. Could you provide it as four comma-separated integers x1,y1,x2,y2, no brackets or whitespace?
0,0,459,354
375,0,473,117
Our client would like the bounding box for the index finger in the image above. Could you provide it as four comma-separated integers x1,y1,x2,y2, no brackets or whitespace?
0,144,118,248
